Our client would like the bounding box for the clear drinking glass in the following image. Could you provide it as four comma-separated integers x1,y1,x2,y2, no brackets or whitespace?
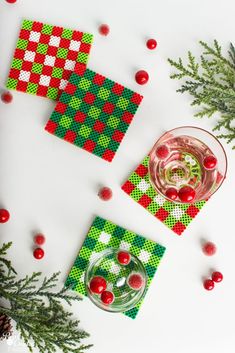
149,126,227,203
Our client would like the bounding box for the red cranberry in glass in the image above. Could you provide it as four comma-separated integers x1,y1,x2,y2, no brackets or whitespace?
155,144,169,159
127,273,144,290
178,186,196,203
203,279,214,291
212,271,223,283
89,276,107,294
165,187,178,201
135,70,149,85
117,251,131,265
100,291,114,305
203,155,217,170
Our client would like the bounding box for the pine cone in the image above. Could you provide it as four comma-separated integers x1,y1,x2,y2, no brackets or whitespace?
0,314,13,340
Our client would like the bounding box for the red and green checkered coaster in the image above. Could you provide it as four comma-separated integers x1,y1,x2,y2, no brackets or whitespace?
6,19,93,100
65,216,166,319
122,156,207,235
45,65,143,162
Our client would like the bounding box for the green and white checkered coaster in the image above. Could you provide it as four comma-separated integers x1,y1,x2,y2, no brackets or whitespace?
65,216,166,319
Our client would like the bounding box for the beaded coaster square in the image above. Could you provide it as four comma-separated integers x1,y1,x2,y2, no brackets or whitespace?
6,19,93,100
45,65,143,162
121,156,207,235
65,216,166,319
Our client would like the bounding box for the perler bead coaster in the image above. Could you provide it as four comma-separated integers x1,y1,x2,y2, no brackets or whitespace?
122,156,207,235
6,19,93,100
65,216,166,319
45,65,143,162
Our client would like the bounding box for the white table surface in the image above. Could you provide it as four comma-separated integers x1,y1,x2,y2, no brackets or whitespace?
0,0,235,352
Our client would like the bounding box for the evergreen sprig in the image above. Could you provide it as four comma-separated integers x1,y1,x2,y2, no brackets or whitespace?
0,242,92,353
168,40,235,148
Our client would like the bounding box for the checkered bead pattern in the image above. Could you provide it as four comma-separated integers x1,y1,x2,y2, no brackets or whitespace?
45,65,143,162
6,19,93,100
122,156,207,235
65,216,166,319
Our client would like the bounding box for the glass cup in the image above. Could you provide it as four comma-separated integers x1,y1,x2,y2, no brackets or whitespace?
149,126,227,203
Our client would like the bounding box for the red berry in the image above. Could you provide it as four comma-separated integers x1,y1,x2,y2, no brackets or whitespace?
117,251,131,265
203,279,214,291
165,187,178,201
135,70,149,85
203,155,217,170
146,38,157,50
100,291,114,305
212,271,223,283
155,144,169,159
127,273,144,291
0,209,10,223
33,248,44,260
98,187,112,201
89,276,107,294
99,24,110,36
202,242,217,256
1,91,13,103
34,234,46,246
5,0,17,3
178,186,196,203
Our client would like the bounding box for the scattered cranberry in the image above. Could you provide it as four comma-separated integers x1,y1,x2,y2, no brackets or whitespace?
33,248,44,260
203,155,217,170
155,144,169,159
203,279,214,291
146,38,157,50
117,251,131,265
0,209,10,223
212,271,223,283
202,242,217,256
98,187,113,201
34,234,46,246
165,187,178,201
89,276,107,294
98,24,110,36
5,0,17,3
1,91,13,103
100,290,114,305
127,273,144,291
135,70,149,85
178,186,196,203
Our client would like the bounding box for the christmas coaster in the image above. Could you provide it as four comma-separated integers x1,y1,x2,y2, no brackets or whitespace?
6,19,93,100
45,65,143,162
122,156,206,235
65,216,166,319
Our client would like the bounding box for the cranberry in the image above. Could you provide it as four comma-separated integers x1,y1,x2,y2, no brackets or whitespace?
99,24,110,36
203,155,217,170
202,242,217,256
178,186,196,203
212,271,223,283
33,248,44,260
146,38,157,50
98,187,113,201
5,0,17,3
155,144,169,159
0,209,10,223
135,70,149,85
117,251,131,265
89,276,107,294
100,291,114,305
203,279,214,291
127,273,144,290
1,91,13,103
34,234,46,246
165,187,178,201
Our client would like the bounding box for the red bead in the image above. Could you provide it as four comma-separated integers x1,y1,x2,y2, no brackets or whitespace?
33,248,44,260
98,187,113,201
5,0,17,2
117,251,131,265
34,234,46,246
203,155,217,170
155,144,169,159
202,242,217,256
89,276,107,294
135,70,149,85
0,209,10,223
165,187,178,201
178,186,196,203
99,24,110,36
212,271,223,283
100,291,114,305
1,91,13,103
146,38,157,50
127,273,144,290
203,279,214,291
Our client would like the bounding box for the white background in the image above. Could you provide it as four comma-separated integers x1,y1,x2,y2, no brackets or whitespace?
0,0,235,352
